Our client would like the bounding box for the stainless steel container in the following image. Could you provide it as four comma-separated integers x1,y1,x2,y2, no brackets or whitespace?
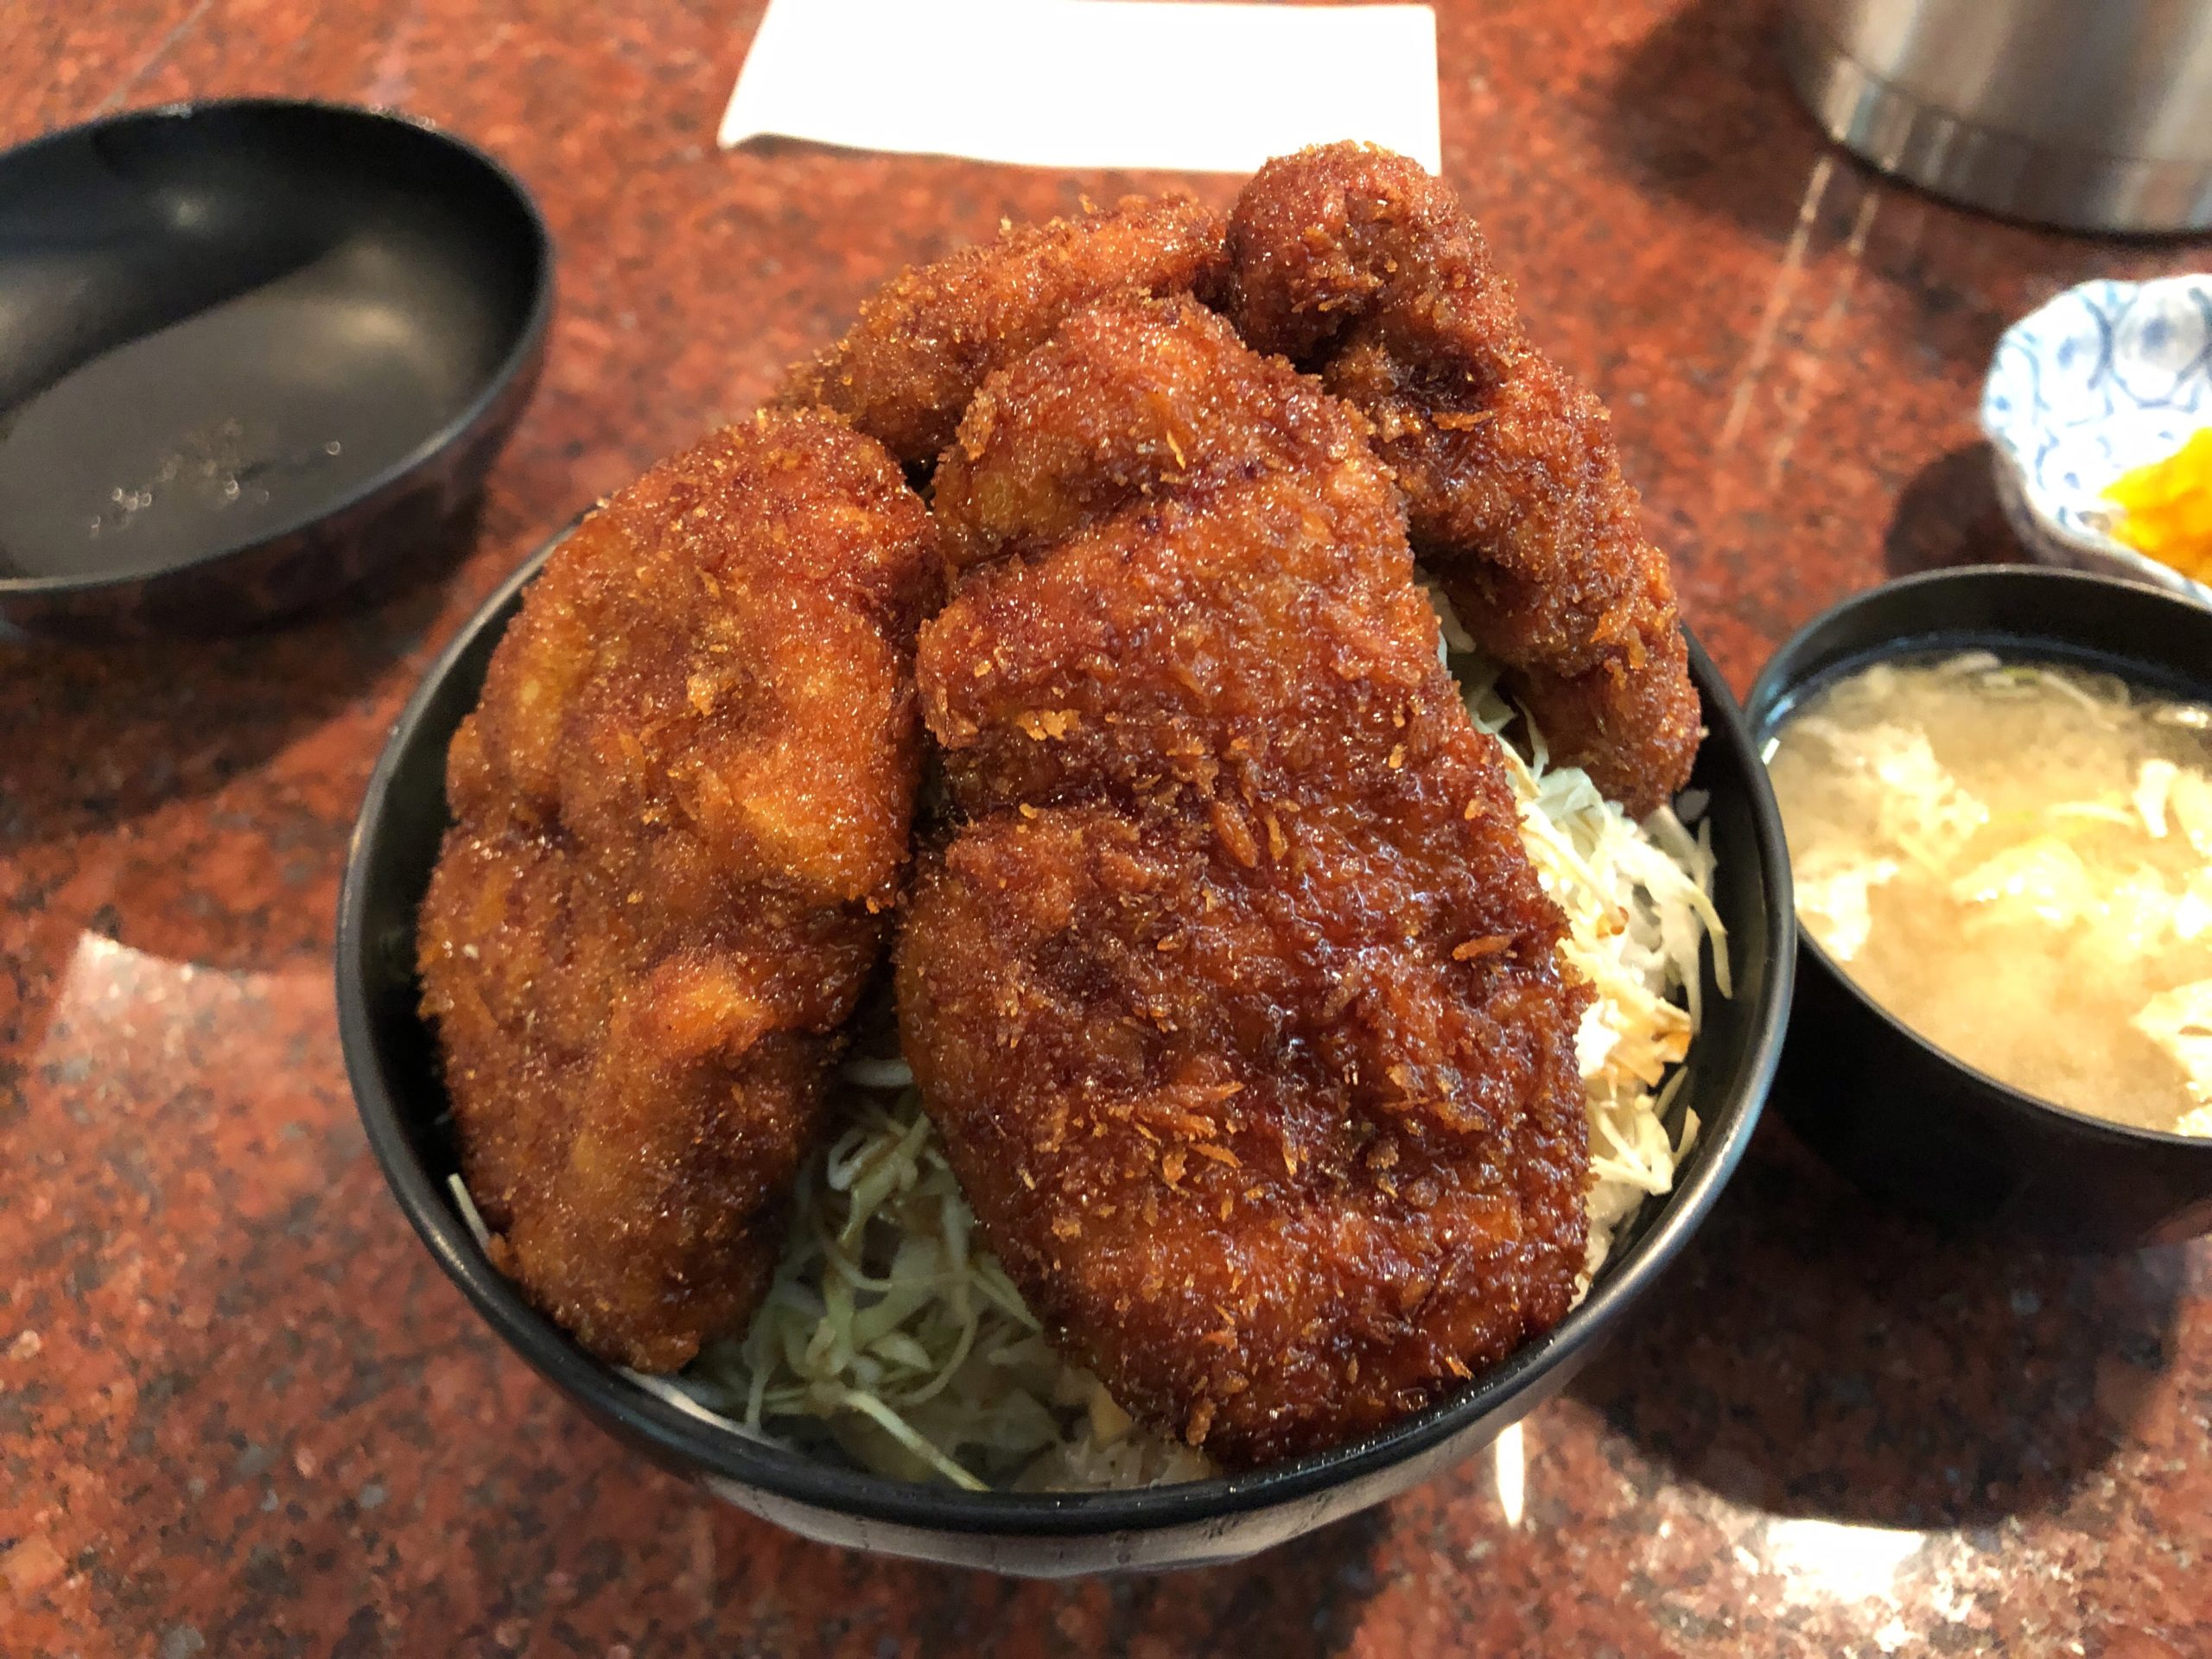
1782,0,2212,232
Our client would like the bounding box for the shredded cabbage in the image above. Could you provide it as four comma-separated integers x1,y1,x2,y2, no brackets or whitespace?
671,1080,1214,1491
450,596,1726,1490
1444,626,1726,1280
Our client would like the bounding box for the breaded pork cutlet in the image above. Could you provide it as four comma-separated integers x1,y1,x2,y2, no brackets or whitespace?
1221,143,1699,817
772,195,1225,470
418,411,942,1371
898,298,1592,1468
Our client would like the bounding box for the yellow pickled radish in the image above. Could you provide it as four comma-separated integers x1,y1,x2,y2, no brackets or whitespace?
2105,429,2212,580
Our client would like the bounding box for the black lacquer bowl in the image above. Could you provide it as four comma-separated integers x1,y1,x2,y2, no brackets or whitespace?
0,99,550,637
1747,565,2212,1249
337,536,1795,1575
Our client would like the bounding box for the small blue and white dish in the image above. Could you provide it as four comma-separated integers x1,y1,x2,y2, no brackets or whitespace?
1980,274,2212,608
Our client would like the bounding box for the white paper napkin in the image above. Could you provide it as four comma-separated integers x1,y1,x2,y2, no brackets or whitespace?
718,0,1440,174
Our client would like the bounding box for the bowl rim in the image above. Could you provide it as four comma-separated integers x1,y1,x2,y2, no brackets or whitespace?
1987,450,2212,607
0,95,555,600
1745,562,2212,1160
338,537,1796,1535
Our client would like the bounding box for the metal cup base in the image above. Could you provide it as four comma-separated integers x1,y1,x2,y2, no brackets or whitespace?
1781,13,2212,235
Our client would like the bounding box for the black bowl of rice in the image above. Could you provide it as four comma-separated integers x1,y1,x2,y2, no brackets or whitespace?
337,535,1796,1576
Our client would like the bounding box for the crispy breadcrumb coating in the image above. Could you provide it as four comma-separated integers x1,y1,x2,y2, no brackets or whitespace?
899,298,1591,1467
772,195,1226,469
1222,143,1699,817
419,412,942,1372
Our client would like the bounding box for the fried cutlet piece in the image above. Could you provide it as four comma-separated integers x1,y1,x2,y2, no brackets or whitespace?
771,195,1226,469
1220,143,1700,817
418,411,941,1372
923,293,1431,816
899,298,1592,1467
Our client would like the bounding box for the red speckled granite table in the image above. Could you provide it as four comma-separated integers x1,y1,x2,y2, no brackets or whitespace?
3,2,2209,1654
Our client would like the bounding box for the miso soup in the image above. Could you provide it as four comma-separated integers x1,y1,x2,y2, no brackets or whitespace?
1766,652,2212,1137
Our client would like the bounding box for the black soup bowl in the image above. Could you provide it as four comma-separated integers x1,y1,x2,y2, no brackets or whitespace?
1747,565,2212,1249
338,537,1795,1575
0,99,550,637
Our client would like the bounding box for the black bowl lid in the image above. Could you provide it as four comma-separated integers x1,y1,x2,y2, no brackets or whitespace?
0,98,551,602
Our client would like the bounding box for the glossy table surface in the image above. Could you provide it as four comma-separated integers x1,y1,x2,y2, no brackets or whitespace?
3,1,2209,1653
